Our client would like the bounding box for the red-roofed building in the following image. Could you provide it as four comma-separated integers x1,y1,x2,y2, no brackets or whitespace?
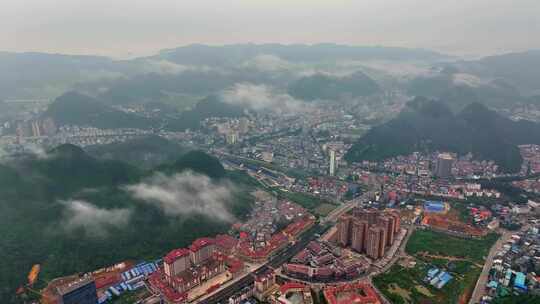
214,234,238,254
238,232,289,262
283,264,312,279
155,238,226,302
283,217,315,239
276,282,313,304
254,270,276,300
190,237,215,265
323,282,381,304
164,249,191,282
148,271,188,304
93,272,121,290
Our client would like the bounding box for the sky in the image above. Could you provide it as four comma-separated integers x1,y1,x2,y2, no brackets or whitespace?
3,0,539,58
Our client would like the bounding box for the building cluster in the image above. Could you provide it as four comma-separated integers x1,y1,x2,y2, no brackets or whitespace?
336,209,401,260
322,282,381,304
42,276,98,304
228,270,381,304
424,267,453,289
15,117,57,138
283,239,368,282
519,144,540,175
513,178,540,194
149,237,231,304
482,224,540,303
364,151,501,179
233,195,315,262
237,216,315,262
351,168,501,208
290,176,349,201
42,260,159,304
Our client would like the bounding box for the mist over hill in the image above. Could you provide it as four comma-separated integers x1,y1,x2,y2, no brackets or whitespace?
154,43,449,66
86,135,190,169
445,50,540,96
0,145,254,303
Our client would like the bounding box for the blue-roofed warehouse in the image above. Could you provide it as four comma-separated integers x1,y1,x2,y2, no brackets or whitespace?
514,272,527,291
424,201,446,213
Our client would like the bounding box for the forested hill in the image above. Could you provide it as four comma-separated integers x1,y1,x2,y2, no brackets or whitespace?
345,97,540,173
45,91,157,129
288,71,381,101
0,145,254,304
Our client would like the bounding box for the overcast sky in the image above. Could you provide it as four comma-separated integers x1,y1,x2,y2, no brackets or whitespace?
3,0,539,58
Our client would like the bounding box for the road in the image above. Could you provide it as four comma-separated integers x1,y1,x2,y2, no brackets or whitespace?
199,224,326,304
467,229,514,304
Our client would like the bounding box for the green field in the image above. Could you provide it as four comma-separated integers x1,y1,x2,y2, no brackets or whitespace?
406,229,499,263
313,203,339,217
374,229,499,304
374,260,481,304
277,189,337,214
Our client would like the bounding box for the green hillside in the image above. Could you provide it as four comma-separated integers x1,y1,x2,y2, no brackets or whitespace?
345,97,540,172
164,96,245,131
288,71,381,101
45,91,156,129
0,145,254,304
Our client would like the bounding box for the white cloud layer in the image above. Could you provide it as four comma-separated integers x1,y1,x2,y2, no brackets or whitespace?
242,54,292,72
221,83,307,113
140,60,216,75
61,200,132,238
452,73,489,88
124,171,234,222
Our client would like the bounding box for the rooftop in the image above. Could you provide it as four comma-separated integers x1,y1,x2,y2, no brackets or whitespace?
164,248,191,264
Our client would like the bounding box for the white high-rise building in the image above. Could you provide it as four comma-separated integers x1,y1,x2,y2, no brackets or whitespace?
329,149,336,176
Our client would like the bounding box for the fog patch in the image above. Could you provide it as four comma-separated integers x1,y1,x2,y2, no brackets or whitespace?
124,171,235,222
242,54,292,72
61,200,132,238
141,60,215,75
221,83,308,114
452,73,489,87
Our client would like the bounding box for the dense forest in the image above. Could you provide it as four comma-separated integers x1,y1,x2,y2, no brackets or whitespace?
0,145,255,304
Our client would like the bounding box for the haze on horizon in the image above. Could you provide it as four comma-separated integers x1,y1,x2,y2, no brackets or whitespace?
3,0,540,58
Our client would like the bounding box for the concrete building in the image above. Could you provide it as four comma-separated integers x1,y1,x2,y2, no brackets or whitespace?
336,209,400,260
435,153,454,178
159,238,225,297
329,149,336,176
56,277,98,304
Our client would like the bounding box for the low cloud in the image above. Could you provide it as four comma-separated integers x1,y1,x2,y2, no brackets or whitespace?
221,83,308,114
242,54,292,72
124,171,235,222
61,200,132,238
23,143,48,159
80,69,126,82
141,60,215,75
452,73,489,87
